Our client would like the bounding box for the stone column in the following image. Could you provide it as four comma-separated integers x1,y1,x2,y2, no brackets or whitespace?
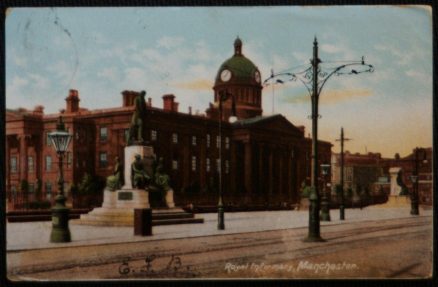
244,142,252,194
18,135,29,182
258,143,264,195
287,148,293,202
268,146,273,199
279,148,284,202
6,136,11,205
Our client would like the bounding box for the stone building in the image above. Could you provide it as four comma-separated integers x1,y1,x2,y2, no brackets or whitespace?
331,148,433,205
6,38,332,210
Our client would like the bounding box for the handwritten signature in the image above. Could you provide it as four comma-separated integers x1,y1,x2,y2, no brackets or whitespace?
118,254,198,278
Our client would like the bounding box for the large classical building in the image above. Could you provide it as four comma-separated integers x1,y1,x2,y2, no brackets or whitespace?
6,38,332,210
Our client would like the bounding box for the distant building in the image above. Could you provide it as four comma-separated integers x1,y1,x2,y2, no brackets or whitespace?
6,38,332,210
331,151,385,198
331,148,433,205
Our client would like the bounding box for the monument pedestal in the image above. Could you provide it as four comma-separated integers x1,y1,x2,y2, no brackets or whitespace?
74,144,202,226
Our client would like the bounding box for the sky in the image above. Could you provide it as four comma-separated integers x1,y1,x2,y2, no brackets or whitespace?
5,6,433,158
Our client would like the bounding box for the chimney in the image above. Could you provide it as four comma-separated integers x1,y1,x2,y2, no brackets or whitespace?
162,94,175,111
65,89,80,113
173,102,179,112
147,97,152,107
33,105,44,115
121,90,139,107
188,106,192,115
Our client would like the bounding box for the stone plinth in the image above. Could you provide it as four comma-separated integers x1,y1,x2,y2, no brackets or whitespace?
389,167,402,196
371,195,411,208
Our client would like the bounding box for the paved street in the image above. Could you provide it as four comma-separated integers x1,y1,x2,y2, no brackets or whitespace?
7,207,433,280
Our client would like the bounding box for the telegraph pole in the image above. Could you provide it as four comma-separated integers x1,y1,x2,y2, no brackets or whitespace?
335,127,351,220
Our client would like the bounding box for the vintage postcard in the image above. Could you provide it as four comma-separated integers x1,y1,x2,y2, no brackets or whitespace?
4,5,434,282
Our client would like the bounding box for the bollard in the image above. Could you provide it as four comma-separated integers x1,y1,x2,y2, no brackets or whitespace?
134,208,152,236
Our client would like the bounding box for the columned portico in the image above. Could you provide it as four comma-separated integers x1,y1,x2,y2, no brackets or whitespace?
244,141,252,195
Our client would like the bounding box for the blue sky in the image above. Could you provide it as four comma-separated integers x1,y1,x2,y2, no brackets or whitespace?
6,6,433,157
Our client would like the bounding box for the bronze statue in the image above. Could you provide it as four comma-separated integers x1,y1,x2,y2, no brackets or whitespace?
153,157,171,192
128,90,147,145
131,154,150,189
106,156,123,191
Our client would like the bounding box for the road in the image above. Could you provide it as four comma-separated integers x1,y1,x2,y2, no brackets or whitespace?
7,215,432,280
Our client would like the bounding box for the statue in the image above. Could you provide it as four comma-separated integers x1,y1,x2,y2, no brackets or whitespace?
128,90,147,145
153,157,171,192
106,156,123,191
131,154,150,189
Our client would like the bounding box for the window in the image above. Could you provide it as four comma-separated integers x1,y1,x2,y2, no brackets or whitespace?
225,137,230,149
45,156,52,171
192,136,197,146
28,157,34,172
172,133,178,144
67,152,73,168
45,182,52,200
225,160,230,174
206,134,210,148
216,159,221,172
11,186,17,200
216,136,221,148
99,152,108,168
100,127,108,142
28,184,35,194
172,160,178,170
124,129,130,142
46,132,52,146
191,156,197,171
10,156,17,173
151,130,157,141
206,158,211,172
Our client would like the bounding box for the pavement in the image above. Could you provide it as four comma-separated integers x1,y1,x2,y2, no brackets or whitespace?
7,205,432,251
6,207,433,280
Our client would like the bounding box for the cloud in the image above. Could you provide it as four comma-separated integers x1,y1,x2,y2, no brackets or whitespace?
172,79,213,91
28,73,49,89
405,69,432,85
156,36,185,49
283,88,373,104
7,75,29,97
97,67,119,82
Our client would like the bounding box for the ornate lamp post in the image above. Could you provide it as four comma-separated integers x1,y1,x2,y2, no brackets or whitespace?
216,90,233,230
320,163,331,221
264,37,373,242
409,147,428,215
48,116,73,243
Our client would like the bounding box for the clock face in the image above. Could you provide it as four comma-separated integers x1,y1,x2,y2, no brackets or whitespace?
254,71,261,83
220,69,232,82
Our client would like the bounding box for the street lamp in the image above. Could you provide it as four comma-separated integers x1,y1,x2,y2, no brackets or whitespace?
48,116,73,243
320,163,331,221
409,148,428,215
216,90,233,230
264,37,373,242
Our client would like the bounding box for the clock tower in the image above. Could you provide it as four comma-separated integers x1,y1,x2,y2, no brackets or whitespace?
207,37,263,121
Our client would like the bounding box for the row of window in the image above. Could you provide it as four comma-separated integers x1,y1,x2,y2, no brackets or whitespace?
9,153,73,173
102,127,231,149
10,182,55,200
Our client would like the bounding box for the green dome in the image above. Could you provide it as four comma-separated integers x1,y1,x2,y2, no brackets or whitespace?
215,37,260,84
216,56,258,80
